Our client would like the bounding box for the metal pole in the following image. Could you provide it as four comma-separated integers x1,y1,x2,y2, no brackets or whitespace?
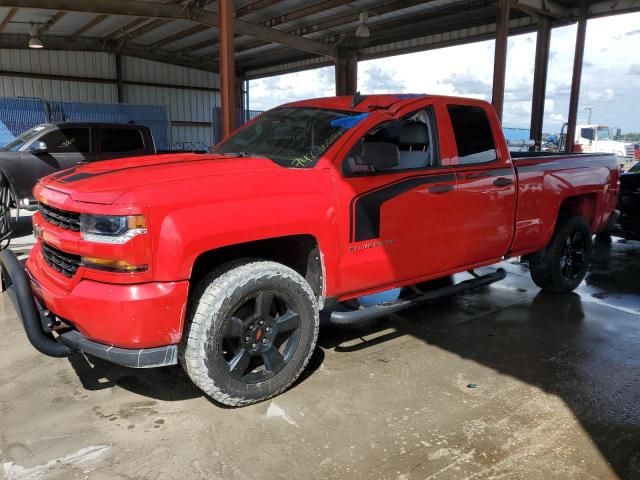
529,17,550,149
115,53,124,103
219,0,236,138
565,1,588,152
335,49,358,96
491,0,510,122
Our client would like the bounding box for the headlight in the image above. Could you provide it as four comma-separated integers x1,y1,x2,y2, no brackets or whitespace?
80,214,147,244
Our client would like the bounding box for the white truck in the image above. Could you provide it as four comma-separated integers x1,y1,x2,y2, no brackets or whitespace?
574,124,635,160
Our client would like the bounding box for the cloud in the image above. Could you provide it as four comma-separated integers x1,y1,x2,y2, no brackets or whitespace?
548,112,566,123
586,88,615,102
248,12,640,132
440,73,491,96
361,65,405,93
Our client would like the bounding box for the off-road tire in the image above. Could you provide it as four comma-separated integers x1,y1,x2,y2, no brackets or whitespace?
529,216,593,293
180,260,319,407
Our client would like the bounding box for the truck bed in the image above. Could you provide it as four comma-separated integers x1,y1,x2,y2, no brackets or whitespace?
507,151,619,257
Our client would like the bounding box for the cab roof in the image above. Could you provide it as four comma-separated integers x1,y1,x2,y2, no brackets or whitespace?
281,93,493,114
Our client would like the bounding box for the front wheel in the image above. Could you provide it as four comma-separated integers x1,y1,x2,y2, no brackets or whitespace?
180,260,319,407
528,216,593,293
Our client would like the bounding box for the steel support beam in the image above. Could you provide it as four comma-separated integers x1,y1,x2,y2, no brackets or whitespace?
38,11,66,35
0,33,218,71
70,14,108,37
529,16,550,147
0,0,333,56
565,1,588,152
492,0,510,121
0,68,221,91
0,7,16,32
219,0,235,138
335,49,358,96
511,0,570,19
115,53,124,102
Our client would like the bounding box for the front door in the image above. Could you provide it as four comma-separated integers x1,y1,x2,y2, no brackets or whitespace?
333,104,460,297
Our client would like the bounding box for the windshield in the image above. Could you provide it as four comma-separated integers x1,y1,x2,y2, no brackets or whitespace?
597,127,610,141
213,107,365,168
0,124,47,152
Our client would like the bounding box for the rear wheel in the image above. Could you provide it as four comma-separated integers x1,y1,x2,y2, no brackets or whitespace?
180,260,319,407
529,216,593,293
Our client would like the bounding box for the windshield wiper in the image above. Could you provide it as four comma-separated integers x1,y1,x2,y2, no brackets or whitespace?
216,151,272,160
216,151,252,158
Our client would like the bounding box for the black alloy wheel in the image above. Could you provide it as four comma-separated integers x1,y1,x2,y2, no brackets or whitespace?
529,215,593,293
181,260,319,406
221,290,302,384
559,230,587,281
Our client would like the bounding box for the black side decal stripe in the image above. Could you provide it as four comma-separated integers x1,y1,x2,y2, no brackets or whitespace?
454,167,514,180
351,173,455,242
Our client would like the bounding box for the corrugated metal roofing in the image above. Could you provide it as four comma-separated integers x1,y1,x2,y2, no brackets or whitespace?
0,0,637,77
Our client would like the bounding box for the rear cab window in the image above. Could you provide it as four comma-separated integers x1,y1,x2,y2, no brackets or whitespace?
98,128,146,154
447,105,497,165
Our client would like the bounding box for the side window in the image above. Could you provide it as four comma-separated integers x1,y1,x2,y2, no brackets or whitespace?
343,108,438,176
98,128,145,154
580,127,594,141
40,128,91,154
447,105,497,165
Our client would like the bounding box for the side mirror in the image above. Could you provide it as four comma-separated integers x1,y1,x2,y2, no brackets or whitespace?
361,142,400,171
613,127,621,139
30,141,48,154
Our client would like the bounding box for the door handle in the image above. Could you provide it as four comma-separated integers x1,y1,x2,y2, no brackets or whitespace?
493,177,513,187
428,184,454,194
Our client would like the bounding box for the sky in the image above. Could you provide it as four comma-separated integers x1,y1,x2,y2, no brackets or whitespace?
248,12,640,134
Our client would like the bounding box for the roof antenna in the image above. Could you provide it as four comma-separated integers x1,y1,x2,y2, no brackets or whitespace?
351,91,366,108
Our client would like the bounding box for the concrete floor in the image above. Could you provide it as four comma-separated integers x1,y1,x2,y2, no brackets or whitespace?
0,230,639,480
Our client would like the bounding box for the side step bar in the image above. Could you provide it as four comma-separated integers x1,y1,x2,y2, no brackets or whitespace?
329,268,506,325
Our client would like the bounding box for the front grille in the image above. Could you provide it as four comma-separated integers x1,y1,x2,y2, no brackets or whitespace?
39,203,81,232
41,243,81,278
625,145,635,158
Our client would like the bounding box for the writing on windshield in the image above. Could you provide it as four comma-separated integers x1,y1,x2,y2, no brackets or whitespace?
213,107,367,168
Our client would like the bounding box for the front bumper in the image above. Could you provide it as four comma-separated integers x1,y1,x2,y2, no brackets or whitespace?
0,249,180,368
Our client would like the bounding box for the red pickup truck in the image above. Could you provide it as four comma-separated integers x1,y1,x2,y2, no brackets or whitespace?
1,94,619,407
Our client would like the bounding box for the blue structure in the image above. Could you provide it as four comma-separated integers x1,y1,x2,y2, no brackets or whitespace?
503,127,531,143
0,97,170,150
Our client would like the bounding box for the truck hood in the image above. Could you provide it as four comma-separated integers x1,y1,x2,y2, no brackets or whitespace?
39,152,281,204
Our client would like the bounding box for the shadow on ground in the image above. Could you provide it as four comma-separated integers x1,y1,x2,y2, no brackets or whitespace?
67,343,325,405
315,239,640,479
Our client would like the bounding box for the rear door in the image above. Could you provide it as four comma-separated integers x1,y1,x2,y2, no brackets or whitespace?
444,102,517,268
95,126,149,161
332,101,461,296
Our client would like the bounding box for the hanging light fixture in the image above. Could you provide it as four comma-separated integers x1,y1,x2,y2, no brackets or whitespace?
28,23,44,49
355,12,370,38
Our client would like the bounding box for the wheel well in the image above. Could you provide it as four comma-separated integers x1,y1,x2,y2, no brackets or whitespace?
190,235,324,298
558,194,597,228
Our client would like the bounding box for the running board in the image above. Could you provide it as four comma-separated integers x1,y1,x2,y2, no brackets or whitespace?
329,268,506,325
